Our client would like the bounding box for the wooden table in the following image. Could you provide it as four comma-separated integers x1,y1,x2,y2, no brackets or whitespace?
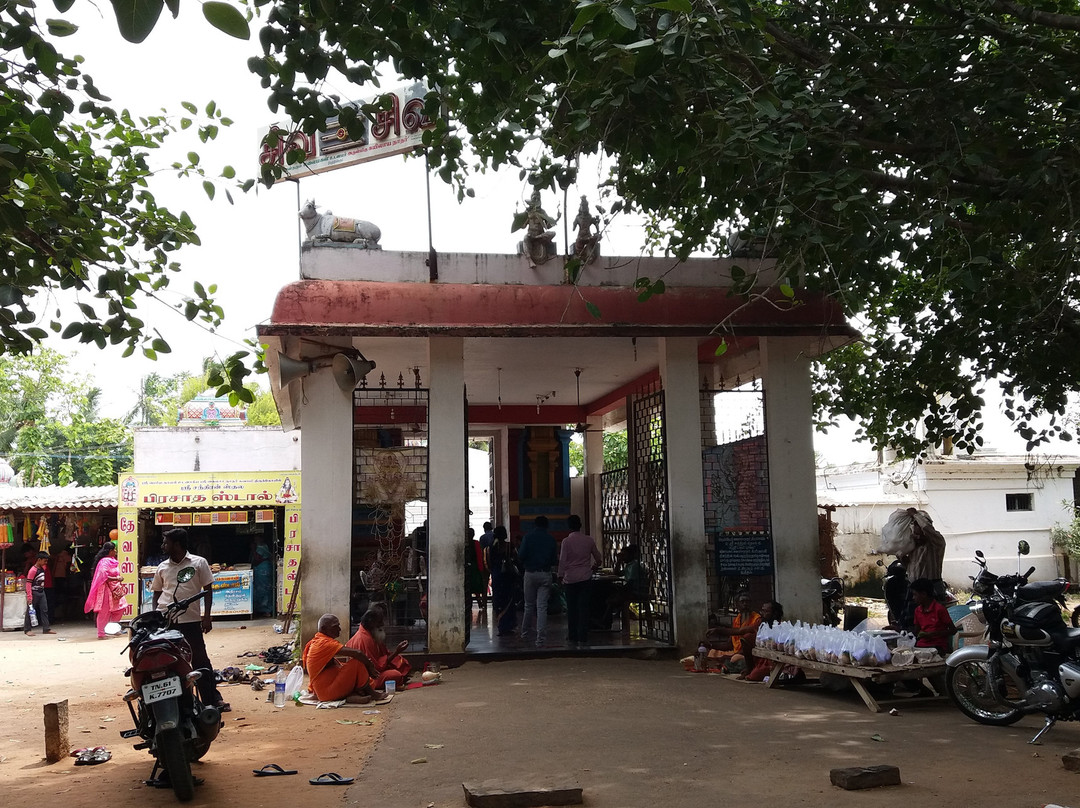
753,647,948,713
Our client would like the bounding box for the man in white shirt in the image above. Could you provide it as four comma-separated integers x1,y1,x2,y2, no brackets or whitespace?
152,528,228,711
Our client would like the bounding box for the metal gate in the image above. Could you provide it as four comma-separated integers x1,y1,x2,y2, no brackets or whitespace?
352,387,430,649
630,389,674,643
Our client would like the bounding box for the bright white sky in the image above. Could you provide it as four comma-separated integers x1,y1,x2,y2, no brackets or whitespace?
47,5,1068,466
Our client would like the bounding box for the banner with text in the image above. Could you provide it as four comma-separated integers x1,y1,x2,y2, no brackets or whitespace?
258,83,435,182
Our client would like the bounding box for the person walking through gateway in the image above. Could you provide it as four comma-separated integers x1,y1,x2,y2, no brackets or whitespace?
558,514,601,648
517,515,557,648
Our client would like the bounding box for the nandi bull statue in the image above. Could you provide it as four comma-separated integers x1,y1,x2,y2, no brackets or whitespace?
299,199,382,249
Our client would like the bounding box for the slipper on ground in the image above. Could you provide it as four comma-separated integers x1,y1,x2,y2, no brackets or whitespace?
309,772,354,785
74,747,111,766
253,763,298,777
371,693,394,706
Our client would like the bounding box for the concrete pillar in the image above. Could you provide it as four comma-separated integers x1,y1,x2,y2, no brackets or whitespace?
660,337,708,653
761,337,820,623
428,337,467,652
44,700,68,763
299,368,353,647
584,416,604,546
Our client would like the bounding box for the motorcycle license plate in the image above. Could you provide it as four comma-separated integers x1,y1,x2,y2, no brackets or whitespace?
142,676,181,704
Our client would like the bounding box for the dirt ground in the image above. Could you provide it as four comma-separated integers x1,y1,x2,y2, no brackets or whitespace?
3,614,1080,808
0,618,382,808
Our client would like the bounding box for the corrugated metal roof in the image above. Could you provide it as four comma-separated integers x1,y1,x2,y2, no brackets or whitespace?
0,484,117,511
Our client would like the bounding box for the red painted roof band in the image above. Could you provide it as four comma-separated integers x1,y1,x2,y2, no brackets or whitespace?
261,281,854,335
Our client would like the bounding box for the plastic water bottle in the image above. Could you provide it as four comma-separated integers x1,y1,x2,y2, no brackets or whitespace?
695,643,708,672
274,668,287,707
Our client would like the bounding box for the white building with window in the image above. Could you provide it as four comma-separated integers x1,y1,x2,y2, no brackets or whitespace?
817,454,1080,588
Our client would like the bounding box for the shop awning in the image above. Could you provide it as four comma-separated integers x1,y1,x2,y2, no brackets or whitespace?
0,484,118,511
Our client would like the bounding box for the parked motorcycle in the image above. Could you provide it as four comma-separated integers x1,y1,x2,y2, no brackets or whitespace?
821,576,844,627
119,569,221,801
878,557,908,627
945,548,1080,743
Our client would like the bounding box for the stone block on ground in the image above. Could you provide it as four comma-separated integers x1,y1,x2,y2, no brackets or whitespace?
462,781,583,808
830,764,901,790
43,700,69,764
1062,748,1080,772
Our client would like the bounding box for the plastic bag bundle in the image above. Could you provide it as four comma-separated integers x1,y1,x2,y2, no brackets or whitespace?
879,508,917,555
761,621,894,667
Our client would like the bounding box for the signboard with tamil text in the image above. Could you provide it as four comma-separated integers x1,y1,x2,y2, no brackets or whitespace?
258,83,436,182
713,530,774,577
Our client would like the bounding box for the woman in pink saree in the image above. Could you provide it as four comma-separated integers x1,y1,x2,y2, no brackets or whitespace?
84,541,128,639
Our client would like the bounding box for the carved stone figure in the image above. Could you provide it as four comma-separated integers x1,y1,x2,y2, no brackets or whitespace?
299,199,382,249
572,195,601,264
517,189,557,268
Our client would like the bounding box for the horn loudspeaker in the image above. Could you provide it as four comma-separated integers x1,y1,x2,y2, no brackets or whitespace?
277,353,312,387
332,353,376,392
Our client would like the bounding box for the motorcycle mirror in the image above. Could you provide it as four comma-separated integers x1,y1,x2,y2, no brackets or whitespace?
176,566,196,584
975,550,985,559
1018,540,1030,556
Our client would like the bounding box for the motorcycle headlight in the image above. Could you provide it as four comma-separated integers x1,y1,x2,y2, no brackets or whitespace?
969,601,986,625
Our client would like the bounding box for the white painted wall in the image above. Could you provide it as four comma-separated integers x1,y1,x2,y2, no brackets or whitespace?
134,427,301,473
818,458,1080,588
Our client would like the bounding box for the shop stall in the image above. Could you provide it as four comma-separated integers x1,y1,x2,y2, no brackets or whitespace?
0,484,117,629
117,471,301,619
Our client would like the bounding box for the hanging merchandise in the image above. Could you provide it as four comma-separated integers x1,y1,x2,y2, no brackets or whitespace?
38,518,50,554
22,515,31,543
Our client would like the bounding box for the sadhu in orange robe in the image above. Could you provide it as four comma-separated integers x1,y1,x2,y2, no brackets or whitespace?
345,625,411,688
301,631,374,702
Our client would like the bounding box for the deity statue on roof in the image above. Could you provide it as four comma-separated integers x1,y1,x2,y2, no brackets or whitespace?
516,189,558,268
572,195,601,266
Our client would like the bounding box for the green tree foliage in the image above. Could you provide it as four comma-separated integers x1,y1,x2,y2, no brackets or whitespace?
243,0,1080,458
0,350,132,486
244,388,281,426
568,430,629,476
1,1,256,402
125,372,189,426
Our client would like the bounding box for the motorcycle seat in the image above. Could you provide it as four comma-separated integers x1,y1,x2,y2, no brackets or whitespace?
1016,580,1067,602
1051,626,1080,655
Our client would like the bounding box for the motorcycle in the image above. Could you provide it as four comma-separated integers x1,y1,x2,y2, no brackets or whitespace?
878,557,908,627
119,569,221,801
945,547,1080,743
821,576,844,627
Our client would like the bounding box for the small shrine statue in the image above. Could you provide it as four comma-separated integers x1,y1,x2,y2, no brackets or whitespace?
517,189,558,268
572,195,601,264
299,199,382,249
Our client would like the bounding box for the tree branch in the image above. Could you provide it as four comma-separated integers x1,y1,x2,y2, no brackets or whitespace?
987,0,1080,32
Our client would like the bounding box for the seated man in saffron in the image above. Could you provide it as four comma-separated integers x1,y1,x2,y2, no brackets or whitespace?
302,613,385,703
345,607,411,688
705,590,762,674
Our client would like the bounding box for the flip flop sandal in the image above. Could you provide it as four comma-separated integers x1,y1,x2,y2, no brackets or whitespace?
265,665,280,675
309,772,354,785
74,747,111,766
253,764,298,777
371,693,394,706
251,678,266,691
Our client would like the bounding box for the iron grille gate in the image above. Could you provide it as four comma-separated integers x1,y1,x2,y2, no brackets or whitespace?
631,390,674,644
600,466,630,567
352,387,430,650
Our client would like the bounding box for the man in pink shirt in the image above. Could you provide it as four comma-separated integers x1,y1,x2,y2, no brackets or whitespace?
558,514,601,648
